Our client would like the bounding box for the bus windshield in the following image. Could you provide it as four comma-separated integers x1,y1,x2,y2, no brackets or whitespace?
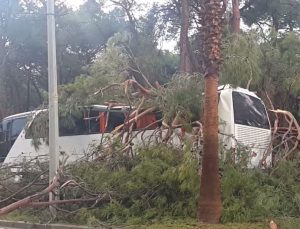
233,91,270,129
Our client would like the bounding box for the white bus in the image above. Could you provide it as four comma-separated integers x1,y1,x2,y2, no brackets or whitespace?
1,105,163,165
0,85,272,167
218,85,272,167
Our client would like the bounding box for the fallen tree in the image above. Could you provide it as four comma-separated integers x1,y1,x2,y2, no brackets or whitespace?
1,75,300,222
0,170,60,216
269,109,300,163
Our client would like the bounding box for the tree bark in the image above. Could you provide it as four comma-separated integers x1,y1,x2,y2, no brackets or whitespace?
272,14,280,32
231,0,240,33
111,0,137,35
198,74,221,223
198,0,225,224
30,198,99,207
180,0,192,73
0,174,60,216
32,78,43,105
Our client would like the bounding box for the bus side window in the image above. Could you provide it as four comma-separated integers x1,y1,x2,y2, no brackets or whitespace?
59,115,87,136
107,112,125,132
99,112,126,133
88,110,100,134
136,113,158,130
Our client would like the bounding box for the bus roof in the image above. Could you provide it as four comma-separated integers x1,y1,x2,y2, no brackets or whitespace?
1,105,133,123
218,84,259,99
86,105,132,113
2,111,35,122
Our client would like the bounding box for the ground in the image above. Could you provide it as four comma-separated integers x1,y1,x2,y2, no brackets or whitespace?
4,211,300,229
126,218,300,229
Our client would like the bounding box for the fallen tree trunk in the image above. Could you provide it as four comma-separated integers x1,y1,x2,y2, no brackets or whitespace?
30,198,99,207
269,109,300,163
0,172,60,216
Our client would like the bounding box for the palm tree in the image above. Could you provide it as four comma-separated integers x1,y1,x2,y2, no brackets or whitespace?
198,0,227,224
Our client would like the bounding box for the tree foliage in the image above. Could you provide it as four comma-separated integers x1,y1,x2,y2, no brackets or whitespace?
69,145,199,224
241,0,300,31
221,33,263,88
0,0,126,117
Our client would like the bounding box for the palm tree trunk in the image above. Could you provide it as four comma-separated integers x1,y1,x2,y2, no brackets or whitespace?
198,74,221,223
198,0,226,224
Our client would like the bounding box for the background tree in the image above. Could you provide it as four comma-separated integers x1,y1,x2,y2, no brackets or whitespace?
179,0,192,73
241,0,300,32
221,32,262,88
0,0,126,118
231,0,240,33
111,0,139,34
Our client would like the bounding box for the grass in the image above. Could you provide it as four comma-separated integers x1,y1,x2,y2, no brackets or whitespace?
124,218,267,229
128,220,300,229
4,212,300,229
122,218,300,229
1,213,267,228
127,222,267,229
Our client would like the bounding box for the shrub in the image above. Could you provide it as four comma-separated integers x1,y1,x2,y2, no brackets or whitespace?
6,146,300,225
69,144,199,224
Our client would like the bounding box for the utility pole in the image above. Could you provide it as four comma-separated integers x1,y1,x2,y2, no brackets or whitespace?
47,0,59,208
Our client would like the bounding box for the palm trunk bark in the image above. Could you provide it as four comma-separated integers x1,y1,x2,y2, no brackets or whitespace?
198,74,221,223
198,0,226,224
231,0,240,33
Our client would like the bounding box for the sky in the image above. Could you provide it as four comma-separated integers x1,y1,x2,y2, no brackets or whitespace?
65,0,84,8
65,0,167,9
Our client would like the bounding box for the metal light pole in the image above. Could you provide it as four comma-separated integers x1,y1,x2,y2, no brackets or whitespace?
47,0,59,205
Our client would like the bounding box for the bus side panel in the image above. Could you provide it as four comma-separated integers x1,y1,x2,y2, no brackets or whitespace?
4,129,181,165
234,124,272,168
218,89,235,151
3,130,102,165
